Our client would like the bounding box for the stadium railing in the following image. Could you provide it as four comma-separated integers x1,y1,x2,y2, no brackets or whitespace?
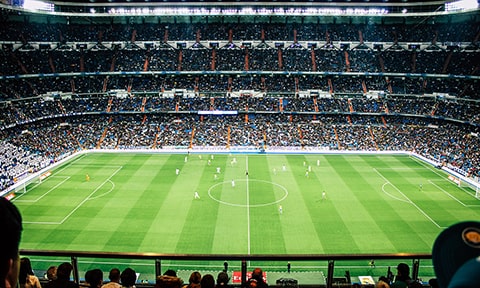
20,249,432,288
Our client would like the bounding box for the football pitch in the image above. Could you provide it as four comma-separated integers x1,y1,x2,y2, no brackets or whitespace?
14,152,480,282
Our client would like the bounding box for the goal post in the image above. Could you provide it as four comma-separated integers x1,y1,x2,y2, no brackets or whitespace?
38,171,52,183
448,175,480,199
8,171,52,197
465,181,480,199
14,182,27,195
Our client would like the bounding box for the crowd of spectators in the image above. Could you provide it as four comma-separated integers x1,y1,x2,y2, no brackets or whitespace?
1,21,479,96
1,99,479,191
1,21,479,106
1,94,479,126
11,253,266,288
0,22,478,44
16,257,241,288
1,20,479,192
17,259,229,288
1,46,478,77
1,74,479,104
0,142,51,192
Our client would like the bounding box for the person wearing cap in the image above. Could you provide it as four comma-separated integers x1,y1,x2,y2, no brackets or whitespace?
447,256,480,288
0,197,23,288
390,263,411,288
432,221,480,288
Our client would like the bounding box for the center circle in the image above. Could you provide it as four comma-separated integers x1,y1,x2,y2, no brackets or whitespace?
208,179,288,207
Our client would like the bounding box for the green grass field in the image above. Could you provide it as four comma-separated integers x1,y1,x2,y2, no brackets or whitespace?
13,152,480,283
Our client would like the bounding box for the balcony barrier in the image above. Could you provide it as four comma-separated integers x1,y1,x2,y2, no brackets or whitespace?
20,249,432,288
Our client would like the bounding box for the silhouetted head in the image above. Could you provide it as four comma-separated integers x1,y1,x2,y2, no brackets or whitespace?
0,197,23,287
56,262,73,281
216,272,229,286
396,263,410,277
120,268,136,287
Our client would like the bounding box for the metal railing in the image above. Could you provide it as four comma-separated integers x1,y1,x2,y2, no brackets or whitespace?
20,249,432,288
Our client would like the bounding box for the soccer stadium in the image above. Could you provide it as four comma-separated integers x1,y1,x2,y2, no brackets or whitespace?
0,0,479,287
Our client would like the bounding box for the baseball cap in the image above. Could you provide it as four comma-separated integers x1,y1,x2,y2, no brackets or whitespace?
448,256,480,288
432,221,480,288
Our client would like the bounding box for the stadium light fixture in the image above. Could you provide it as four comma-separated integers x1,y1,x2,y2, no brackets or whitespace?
23,0,54,11
106,6,389,16
445,0,479,11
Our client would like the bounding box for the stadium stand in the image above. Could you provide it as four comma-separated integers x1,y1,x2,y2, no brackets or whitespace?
0,1,479,286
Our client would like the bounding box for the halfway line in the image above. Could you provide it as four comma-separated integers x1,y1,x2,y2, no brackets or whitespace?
246,155,251,255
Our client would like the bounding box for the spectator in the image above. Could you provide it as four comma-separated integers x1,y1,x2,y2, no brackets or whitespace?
183,272,201,288
120,268,136,288
163,270,177,277
390,263,411,288
43,262,79,288
376,276,390,288
155,275,182,288
0,197,23,288
19,257,42,288
447,256,480,288
85,269,103,288
427,278,438,288
45,266,57,282
199,274,215,288
101,268,121,288
247,268,268,288
432,221,480,288
215,272,230,288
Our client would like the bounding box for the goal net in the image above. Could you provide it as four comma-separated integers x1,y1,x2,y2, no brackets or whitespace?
13,171,51,196
448,175,480,199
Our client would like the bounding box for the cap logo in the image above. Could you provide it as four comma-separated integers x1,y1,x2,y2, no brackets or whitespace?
462,227,480,248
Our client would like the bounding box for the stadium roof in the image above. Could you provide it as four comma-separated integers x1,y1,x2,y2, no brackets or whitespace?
50,0,446,3
2,0,478,17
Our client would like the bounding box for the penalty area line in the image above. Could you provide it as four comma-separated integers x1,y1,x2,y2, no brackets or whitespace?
23,166,123,225
13,176,70,203
374,168,444,229
429,180,480,208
